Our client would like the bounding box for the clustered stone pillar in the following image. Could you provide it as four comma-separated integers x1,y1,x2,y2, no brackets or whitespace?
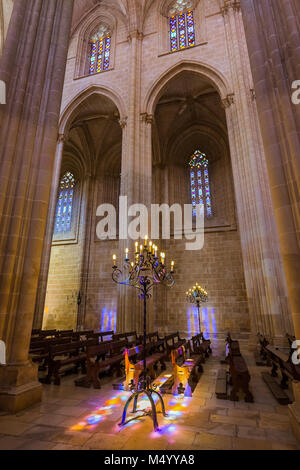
0,0,74,412
240,0,300,443
221,0,291,345
33,135,66,330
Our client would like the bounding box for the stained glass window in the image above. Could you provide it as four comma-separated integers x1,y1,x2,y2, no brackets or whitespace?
55,172,76,233
189,151,212,218
89,26,111,75
169,7,195,52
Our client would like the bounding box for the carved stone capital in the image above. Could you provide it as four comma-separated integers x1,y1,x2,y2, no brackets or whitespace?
119,117,128,129
221,0,241,16
250,89,256,101
58,133,66,144
221,93,235,109
128,30,144,42
140,113,154,125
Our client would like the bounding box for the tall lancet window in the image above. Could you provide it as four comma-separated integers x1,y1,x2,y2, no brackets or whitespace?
169,1,195,52
89,25,111,74
55,172,76,233
189,151,212,218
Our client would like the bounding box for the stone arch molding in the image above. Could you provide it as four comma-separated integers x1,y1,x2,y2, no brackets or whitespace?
59,85,127,137
144,60,233,116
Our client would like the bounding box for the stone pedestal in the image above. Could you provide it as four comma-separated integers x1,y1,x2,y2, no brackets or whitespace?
0,362,42,413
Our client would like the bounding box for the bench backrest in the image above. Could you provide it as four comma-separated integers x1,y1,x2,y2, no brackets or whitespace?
124,345,143,369
87,342,112,358
59,330,74,337
49,341,82,356
171,345,186,366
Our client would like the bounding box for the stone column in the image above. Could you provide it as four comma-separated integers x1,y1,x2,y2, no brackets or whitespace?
33,134,66,330
0,0,74,412
117,30,145,334
240,0,300,443
222,0,291,346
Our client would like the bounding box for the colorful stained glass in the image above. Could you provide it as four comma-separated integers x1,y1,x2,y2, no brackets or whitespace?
189,151,213,218
178,13,187,49
55,172,76,233
103,35,111,70
169,10,195,53
170,16,178,52
89,34,111,75
186,10,195,47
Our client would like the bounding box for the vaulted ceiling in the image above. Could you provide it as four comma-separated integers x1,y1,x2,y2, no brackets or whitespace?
72,0,154,32
154,71,228,167
64,94,122,176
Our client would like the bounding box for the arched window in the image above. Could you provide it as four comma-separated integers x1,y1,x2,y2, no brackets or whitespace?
169,1,195,52
89,25,111,75
189,151,212,218
55,172,76,233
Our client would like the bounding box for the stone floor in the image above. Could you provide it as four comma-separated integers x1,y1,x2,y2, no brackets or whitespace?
0,341,299,450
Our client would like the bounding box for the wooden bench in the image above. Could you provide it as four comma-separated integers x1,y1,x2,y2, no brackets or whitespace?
286,333,296,348
83,330,113,343
215,369,228,399
123,342,167,391
265,344,300,388
226,334,254,403
171,345,199,397
113,331,139,347
82,340,127,389
261,372,291,405
165,332,186,356
44,339,98,385
29,337,72,370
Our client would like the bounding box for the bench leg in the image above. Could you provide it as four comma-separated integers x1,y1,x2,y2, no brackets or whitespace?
271,362,278,377
53,365,61,386
280,371,289,390
92,367,101,389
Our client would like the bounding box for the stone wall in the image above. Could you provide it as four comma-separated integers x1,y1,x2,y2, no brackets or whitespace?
37,0,291,341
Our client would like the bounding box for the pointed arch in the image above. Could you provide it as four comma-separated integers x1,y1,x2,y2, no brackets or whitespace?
143,60,232,116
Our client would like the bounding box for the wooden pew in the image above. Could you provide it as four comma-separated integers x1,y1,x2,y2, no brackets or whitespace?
165,332,186,356
29,337,72,370
226,333,254,403
44,339,98,385
123,342,167,391
200,332,212,355
286,333,296,348
171,345,199,397
83,340,127,389
113,331,139,347
265,344,300,388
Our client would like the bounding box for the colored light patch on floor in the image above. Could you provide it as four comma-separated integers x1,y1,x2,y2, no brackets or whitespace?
69,374,192,437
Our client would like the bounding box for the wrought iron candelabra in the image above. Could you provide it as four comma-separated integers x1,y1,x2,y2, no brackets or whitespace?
112,237,175,431
186,283,208,334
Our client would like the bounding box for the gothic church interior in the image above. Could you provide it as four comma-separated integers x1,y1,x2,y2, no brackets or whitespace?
0,0,300,452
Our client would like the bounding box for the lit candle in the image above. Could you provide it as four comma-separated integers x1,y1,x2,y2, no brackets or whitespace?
140,244,143,254
171,260,175,272
135,242,138,253
155,245,158,258
149,241,153,253
145,235,148,247
113,254,117,267
125,248,129,261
